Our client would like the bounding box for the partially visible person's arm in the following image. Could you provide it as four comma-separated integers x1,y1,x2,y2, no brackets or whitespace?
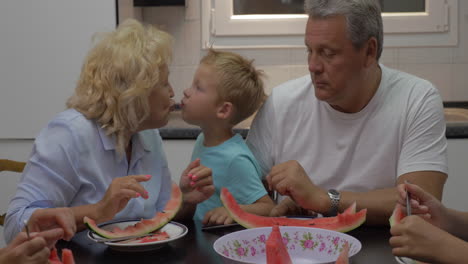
444,209,468,241
0,228,64,264
390,215,468,264
397,182,468,240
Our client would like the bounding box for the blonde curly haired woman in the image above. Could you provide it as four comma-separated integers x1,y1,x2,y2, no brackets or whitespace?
4,19,214,243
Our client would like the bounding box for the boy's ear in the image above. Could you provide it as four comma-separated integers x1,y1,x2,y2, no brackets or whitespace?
216,102,233,120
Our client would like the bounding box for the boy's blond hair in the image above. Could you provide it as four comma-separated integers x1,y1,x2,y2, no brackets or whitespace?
200,49,266,125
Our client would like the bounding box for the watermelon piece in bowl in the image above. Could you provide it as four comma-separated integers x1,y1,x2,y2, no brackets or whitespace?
266,225,292,264
214,226,361,264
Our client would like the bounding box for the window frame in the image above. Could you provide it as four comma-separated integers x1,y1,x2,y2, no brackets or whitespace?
201,0,457,49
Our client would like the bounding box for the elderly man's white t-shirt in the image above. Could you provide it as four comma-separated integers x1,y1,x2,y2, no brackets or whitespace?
246,64,447,192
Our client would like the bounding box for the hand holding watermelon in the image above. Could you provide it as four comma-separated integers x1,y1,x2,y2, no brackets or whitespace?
396,182,449,230
97,174,152,222
0,228,64,264
389,213,463,264
179,158,215,204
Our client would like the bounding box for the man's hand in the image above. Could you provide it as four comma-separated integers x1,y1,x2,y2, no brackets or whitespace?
266,160,328,213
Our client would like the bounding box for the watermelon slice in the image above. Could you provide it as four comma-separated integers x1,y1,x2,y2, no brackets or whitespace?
84,182,182,238
61,249,75,264
266,225,292,264
220,188,366,232
335,242,349,264
389,204,406,227
48,248,62,264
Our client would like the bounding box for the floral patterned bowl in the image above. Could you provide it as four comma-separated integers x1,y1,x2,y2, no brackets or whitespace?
213,226,361,264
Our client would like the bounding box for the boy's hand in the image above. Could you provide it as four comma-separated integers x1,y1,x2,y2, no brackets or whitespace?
180,158,214,205
202,207,234,226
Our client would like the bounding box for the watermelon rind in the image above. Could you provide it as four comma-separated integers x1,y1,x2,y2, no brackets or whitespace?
84,182,182,238
220,188,366,233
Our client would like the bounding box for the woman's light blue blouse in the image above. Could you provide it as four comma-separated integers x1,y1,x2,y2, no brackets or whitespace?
4,109,172,243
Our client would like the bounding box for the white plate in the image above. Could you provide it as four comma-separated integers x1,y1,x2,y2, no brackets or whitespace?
87,220,188,252
214,226,361,264
395,256,419,264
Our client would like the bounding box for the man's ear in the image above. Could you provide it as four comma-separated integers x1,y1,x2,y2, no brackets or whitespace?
216,102,233,120
364,37,378,67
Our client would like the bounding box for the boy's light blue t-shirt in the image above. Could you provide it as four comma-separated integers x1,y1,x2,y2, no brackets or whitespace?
192,133,267,221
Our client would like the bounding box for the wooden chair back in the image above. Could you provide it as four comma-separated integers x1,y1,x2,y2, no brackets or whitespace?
0,159,26,226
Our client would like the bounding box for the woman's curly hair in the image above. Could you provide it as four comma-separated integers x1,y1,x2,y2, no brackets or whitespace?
67,19,173,156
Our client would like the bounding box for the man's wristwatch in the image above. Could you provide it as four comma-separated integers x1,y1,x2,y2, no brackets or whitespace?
327,189,341,216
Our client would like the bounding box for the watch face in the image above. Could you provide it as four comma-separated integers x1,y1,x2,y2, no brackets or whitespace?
329,189,340,196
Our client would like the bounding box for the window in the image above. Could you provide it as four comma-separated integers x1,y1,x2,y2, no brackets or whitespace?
201,0,457,49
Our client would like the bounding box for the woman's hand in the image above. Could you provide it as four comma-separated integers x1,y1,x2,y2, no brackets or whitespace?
0,228,63,264
27,207,76,241
390,215,468,263
202,207,234,226
97,174,151,221
179,158,214,205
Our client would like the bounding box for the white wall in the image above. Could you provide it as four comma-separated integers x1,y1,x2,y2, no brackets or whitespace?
0,0,116,138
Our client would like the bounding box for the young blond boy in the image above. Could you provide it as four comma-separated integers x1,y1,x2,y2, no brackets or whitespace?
181,49,275,226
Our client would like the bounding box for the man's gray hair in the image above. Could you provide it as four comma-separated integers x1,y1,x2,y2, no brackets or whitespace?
304,0,383,61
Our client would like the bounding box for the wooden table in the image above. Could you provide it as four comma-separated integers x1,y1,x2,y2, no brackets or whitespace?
57,221,398,263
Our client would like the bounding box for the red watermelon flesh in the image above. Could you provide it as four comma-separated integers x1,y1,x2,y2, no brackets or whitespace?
266,225,292,264
48,248,75,264
389,204,406,227
335,241,349,264
84,182,182,239
48,248,62,264
61,249,75,264
220,188,366,232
